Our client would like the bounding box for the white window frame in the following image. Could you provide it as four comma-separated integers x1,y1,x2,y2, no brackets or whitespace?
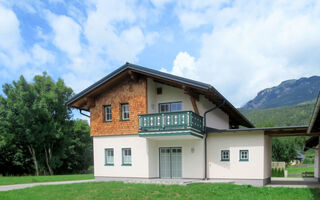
239,150,249,161
159,102,182,113
122,148,132,166
105,148,114,166
221,150,230,161
121,103,129,120
104,105,112,122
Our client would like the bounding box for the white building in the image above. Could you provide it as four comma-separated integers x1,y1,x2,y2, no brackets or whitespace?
66,63,320,186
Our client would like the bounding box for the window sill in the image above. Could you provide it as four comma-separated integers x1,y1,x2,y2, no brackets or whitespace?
103,120,112,123
122,164,132,166
220,160,230,162
120,119,130,121
104,164,114,166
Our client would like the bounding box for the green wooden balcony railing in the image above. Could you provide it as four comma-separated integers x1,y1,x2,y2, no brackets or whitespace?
138,111,204,134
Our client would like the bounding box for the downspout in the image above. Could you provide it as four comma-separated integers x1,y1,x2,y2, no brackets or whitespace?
80,109,90,118
204,100,226,180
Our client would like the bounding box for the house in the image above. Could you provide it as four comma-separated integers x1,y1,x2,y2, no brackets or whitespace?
66,63,320,186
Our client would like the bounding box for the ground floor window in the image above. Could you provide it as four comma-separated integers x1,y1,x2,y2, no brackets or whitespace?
122,148,132,166
105,148,114,165
239,150,249,161
221,150,230,161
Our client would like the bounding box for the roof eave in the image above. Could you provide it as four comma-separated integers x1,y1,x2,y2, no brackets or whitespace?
308,92,320,133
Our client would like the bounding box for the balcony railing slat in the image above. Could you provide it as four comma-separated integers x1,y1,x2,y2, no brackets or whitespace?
139,111,203,134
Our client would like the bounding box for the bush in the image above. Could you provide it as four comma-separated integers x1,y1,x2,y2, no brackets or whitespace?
272,168,284,177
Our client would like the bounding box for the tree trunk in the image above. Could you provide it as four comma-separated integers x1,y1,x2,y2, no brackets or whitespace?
44,145,53,175
28,145,39,176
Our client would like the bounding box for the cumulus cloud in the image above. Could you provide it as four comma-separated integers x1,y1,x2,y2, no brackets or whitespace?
169,0,320,106
165,52,198,80
31,44,55,66
0,4,30,69
47,0,159,92
46,12,82,56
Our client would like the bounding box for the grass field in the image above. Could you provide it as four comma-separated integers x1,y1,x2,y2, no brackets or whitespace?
287,166,314,177
0,182,319,200
0,174,94,186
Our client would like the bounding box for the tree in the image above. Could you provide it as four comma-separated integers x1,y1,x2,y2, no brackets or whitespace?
272,138,298,163
0,73,92,176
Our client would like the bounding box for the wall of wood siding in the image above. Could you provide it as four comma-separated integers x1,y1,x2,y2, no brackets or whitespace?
90,78,147,136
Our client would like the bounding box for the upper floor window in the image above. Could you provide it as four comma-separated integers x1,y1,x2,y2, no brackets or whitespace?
104,105,112,122
121,103,129,120
159,102,182,113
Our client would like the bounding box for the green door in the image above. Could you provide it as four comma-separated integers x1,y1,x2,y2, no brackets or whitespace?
159,147,182,178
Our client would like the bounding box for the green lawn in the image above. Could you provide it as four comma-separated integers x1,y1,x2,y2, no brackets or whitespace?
0,182,319,200
287,166,314,177
0,174,94,185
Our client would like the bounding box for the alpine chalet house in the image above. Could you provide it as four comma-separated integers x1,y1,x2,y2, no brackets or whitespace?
66,63,277,186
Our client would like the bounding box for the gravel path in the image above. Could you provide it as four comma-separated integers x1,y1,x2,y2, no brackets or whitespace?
0,179,95,191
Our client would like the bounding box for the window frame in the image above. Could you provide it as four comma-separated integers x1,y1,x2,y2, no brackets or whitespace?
121,103,130,121
104,105,112,122
158,101,182,113
221,150,230,161
104,148,114,166
239,150,249,161
122,148,132,166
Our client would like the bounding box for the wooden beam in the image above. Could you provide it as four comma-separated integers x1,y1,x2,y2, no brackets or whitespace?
190,95,199,114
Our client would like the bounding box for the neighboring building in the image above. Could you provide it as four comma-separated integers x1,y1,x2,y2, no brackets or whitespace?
66,63,320,186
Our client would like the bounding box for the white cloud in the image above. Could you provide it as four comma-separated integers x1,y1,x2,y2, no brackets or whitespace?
47,12,82,56
0,4,30,69
46,0,160,92
168,0,320,107
167,52,198,80
31,44,55,65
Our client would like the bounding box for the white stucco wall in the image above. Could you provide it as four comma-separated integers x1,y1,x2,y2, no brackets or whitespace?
93,134,204,179
147,138,205,179
93,135,150,178
207,131,268,180
147,78,229,129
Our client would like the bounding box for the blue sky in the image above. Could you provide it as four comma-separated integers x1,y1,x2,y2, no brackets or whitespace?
1,0,320,114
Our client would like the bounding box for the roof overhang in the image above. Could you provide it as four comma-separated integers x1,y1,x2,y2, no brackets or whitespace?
304,136,319,151
66,62,254,128
209,126,316,137
308,92,320,134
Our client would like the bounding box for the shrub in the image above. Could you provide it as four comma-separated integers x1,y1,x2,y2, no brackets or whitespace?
272,168,284,177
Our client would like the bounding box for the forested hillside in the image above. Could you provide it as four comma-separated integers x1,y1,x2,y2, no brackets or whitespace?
241,102,315,127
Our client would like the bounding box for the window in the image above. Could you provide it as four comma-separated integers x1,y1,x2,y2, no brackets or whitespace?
104,105,112,122
122,148,132,166
121,103,129,120
159,102,182,113
240,150,249,161
105,148,114,165
221,150,230,161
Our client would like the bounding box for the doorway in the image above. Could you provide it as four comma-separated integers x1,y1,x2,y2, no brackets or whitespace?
159,147,182,178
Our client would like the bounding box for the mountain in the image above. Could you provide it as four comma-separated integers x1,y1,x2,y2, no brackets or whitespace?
242,103,314,127
242,76,320,109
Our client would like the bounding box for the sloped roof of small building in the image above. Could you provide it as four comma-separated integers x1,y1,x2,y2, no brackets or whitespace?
66,62,254,128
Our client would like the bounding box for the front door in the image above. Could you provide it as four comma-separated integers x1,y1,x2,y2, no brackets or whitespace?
159,147,182,178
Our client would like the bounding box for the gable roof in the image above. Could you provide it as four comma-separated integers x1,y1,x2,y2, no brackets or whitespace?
66,62,254,128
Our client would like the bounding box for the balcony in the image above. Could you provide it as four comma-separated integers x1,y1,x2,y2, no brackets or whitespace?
138,111,204,138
